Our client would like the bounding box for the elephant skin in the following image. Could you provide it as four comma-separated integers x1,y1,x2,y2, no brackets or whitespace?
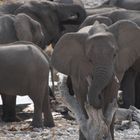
51,20,140,139
0,41,54,128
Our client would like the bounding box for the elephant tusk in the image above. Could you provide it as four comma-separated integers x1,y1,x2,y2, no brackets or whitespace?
86,76,92,87
114,75,120,84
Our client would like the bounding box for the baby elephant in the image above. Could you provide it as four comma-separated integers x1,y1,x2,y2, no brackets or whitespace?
0,41,54,128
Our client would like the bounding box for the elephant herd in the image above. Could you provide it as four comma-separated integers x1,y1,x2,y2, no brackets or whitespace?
0,0,140,140
0,0,86,127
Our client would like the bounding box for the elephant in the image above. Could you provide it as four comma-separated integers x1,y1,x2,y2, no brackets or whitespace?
0,41,54,128
0,13,45,48
80,9,140,28
0,13,47,122
51,20,140,139
0,0,86,122
51,0,84,7
106,0,140,10
80,9,140,109
0,1,86,46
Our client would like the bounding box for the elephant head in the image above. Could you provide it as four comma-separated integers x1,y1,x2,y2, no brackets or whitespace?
52,20,140,109
14,1,86,46
14,13,45,49
52,22,118,109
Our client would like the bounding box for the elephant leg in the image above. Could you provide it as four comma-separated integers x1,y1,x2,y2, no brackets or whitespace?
1,94,19,122
120,68,137,108
29,92,44,128
71,78,87,140
43,85,54,127
135,73,140,109
79,129,86,140
49,86,55,100
110,113,115,140
66,76,75,96
102,76,120,140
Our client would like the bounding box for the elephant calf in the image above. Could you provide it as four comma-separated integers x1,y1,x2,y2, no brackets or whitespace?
0,41,54,128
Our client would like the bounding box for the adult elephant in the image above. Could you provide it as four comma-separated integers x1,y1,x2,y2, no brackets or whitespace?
0,0,86,122
0,1,86,46
0,41,54,128
80,9,140,28
0,13,46,122
51,0,84,7
107,0,140,10
80,9,140,109
51,20,140,139
0,13,45,48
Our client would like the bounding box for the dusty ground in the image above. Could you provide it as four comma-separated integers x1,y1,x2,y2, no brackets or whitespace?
0,90,140,140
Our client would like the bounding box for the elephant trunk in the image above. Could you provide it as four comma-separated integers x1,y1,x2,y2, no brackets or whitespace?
55,4,86,25
88,65,114,109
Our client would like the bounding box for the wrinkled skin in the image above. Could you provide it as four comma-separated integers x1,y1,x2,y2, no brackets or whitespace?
0,0,86,122
81,9,140,109
0,42,54,128
52,20,140,139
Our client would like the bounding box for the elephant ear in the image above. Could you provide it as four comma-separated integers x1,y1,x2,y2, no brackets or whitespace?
14,13,33,41
14,13,44,45
108,20,140,74
51,32,93,78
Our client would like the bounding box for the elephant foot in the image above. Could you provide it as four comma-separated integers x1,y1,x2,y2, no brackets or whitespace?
30,120,44,128
44,120,55,128
2,115,21,122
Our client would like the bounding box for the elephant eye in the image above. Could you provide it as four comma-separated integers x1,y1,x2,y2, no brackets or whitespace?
113,53,117,58
89,59,92,63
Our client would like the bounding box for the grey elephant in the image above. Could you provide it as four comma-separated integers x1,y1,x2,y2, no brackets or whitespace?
80,9,140,109
0,41,54,128
51,0,84,7
0,13,46,122
0,1,86,46
51,20,140,139
0,13,45,48
106,0,140,10
80,9,140,28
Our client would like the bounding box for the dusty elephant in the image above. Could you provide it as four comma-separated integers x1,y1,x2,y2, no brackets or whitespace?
0,41,54,128
80,9,140,28
106,0,140,10
51,0,84,7
0,13,46,122
80,9,140,109
51,20,140,139
0,13,45,48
